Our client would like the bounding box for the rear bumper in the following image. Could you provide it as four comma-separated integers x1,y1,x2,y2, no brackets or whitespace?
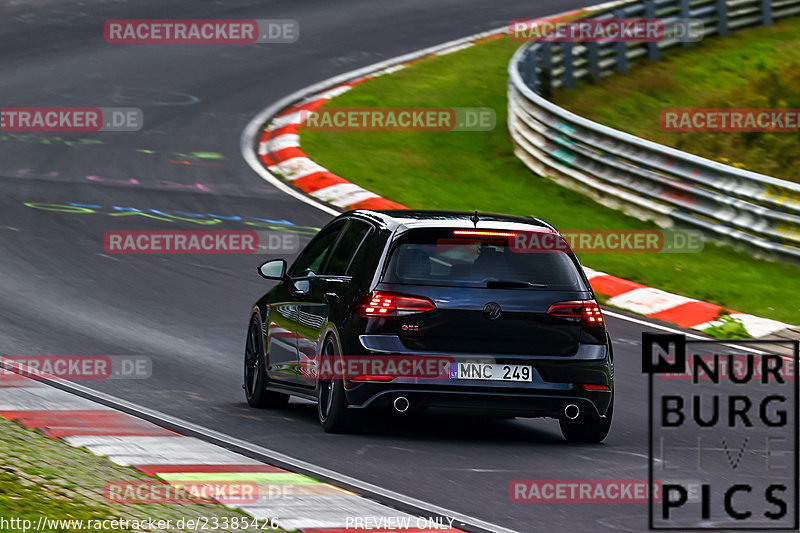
342,344,613,418
347,386,611,418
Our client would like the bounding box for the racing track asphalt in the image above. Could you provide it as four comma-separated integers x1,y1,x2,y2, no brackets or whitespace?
1,1,791,532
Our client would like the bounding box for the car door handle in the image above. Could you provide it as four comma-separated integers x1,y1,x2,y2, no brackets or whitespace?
324,292,339,303
293,290,305,298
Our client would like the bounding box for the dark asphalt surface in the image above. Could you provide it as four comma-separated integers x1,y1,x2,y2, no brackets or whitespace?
1,1,794,532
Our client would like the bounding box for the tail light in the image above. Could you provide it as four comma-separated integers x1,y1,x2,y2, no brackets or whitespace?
547,300,605,327
357,291,436,317
583,383,611,391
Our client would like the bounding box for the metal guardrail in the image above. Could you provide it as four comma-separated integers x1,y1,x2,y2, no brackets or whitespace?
508,0,800,260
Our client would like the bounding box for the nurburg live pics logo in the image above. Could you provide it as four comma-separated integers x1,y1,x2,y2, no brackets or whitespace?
643,333,799,530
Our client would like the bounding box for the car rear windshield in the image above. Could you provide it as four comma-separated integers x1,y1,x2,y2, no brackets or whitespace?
382,228,586,290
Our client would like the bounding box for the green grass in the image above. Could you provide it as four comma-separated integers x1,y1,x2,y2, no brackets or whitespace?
553,16,800,182
301,34,800,325
703,314,752,339
0,467,132,533
0,416,287,532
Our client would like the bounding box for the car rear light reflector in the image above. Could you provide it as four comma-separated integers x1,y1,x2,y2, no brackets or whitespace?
358,291,436,317
583,384,611,391
351,375,396,382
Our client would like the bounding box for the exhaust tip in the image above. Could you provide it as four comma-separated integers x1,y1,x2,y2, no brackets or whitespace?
393,396,410,413
564,403,580,420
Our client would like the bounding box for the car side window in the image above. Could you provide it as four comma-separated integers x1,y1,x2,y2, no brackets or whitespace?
322,220,373,276
288,220,346,278
344,226,378,278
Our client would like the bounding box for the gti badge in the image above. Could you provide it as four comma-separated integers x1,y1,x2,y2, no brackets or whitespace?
483,302,502,320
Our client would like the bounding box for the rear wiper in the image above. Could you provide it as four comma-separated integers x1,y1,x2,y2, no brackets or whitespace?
485,280,548,289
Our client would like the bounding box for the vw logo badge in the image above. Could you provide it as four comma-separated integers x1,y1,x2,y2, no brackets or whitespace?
483,302,502,320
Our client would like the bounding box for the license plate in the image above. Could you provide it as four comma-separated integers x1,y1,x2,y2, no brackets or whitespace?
449,363,532,382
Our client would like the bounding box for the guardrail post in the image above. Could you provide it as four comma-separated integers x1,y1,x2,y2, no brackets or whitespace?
587,41,600,82
762,0,774,25
540,42,553,98
717,0,729,36
680,0,691,47
563,42,575,89
645,0,660,61
616,41,628,72
524,47,539,93
615,9,629,71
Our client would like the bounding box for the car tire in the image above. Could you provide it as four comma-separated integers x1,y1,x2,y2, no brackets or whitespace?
559,394,613,444
317,336,355,433
244,316,290,409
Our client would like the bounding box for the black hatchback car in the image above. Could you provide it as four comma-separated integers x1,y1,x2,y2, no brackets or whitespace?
244,210,613,442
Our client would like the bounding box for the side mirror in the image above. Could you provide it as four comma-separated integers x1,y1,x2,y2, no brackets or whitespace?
258,259,288,280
